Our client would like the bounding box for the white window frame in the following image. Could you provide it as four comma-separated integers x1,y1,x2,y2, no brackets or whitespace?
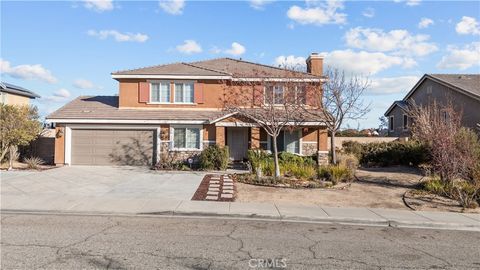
389,116,394,131
295,85,306,105
169,125,203,151
173,81,195,104
403,114,408,130
283,129,302,155
149,81,171,104
264,85,285,105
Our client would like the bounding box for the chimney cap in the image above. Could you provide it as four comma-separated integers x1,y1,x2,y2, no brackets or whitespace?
307,52,323,60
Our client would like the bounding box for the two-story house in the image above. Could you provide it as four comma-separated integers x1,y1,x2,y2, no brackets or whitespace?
1,82,40,105
47,54,329,166
385,74,480,137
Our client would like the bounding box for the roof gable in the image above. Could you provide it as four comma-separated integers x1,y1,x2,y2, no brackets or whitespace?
404,74,480,102
0,82,40,98
112,57,319,79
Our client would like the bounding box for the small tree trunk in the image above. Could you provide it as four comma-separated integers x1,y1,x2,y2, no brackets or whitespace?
272,135,281,179
330,131,337,165
8,145,14,170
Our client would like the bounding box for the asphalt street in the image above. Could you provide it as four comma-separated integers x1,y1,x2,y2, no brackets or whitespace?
1,213,479,269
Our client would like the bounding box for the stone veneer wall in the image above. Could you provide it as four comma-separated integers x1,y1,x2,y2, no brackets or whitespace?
301,142,318,156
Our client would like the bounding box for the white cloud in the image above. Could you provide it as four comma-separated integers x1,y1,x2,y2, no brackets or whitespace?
323,50,415,75
345,27,438,56
0,59,57,84
87,30,148,43
249,0,273,10
175,40,202,54
437,42,480,70
45,88,71,102
287,0,347,26
455,16,480,35
159,0,185,15
418,17,434,29
274,55,306,68
362,7,375,18
369,76,420,95
394,0,421,6
406,0,421,6
225,42,246,56
83,0,114,12
73,79,102,90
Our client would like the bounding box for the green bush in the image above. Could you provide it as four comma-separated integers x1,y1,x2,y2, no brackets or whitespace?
342,140,429,167
199,145,229,170
318,164,354,184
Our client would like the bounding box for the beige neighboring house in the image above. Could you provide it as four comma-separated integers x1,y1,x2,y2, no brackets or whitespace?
0,82,40,105
385,74,480,137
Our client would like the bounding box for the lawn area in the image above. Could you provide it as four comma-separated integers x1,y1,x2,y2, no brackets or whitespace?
236,166,480,213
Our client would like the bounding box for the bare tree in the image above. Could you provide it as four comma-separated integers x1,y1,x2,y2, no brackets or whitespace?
307,68,370,164
408,101,480,208
221,69,314,179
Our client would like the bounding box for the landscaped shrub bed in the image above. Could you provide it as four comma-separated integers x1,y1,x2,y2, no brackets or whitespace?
342,140,430,167
242,150,357,188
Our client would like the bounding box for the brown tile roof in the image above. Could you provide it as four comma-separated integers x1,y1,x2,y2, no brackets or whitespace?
112,58,319,78
47,96,327,124
47,96,225,122
429,74,480,98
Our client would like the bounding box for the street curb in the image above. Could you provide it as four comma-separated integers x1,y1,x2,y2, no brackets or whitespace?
3,208,479,232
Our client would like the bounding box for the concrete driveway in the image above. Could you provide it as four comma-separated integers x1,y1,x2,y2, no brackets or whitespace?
1,166,205,213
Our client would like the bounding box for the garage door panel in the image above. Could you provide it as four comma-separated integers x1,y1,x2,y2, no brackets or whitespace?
71,129,155,166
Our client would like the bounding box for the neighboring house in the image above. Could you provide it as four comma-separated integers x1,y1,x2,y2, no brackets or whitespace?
0,82,40,105
385,74,480,137
47,54,329,166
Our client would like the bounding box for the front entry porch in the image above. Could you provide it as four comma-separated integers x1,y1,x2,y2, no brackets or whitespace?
226,127,249,161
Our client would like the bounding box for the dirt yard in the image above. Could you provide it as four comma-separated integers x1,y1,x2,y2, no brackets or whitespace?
236,166,479,213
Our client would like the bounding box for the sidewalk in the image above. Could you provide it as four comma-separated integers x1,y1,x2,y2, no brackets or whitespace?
1,194,479,231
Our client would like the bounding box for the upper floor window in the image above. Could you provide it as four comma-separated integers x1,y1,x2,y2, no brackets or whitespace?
174,82,194,103
295,85,306,105
150,82,170,103
264,85,284,105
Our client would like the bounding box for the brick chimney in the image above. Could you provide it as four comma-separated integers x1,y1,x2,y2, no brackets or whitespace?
306,52,323,76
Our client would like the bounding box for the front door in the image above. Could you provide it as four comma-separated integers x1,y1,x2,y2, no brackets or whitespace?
227,127,248,161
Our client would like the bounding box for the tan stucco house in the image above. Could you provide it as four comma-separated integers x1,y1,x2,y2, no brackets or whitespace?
0,82,40,105
47,54,328,166
385,74,480,137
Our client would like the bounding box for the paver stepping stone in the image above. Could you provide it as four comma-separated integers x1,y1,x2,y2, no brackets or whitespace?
222,190,234,194
209,184,220,188
205,195,218,200
208,188,220,192
223,187,234,191
223,183,234,186
210,181,220,184
207,191,219,196
221,194,233,199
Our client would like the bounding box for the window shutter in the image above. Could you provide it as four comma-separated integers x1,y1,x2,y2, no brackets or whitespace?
194,82,204,104
138,82,150,103
253,85,264,106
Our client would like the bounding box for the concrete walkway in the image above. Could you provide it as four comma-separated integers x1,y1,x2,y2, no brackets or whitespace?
2,194,479,231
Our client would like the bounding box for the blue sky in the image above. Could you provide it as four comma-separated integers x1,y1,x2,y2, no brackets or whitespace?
1,0,479,128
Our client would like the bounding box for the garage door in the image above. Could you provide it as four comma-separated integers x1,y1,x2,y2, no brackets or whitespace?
71,129,155,166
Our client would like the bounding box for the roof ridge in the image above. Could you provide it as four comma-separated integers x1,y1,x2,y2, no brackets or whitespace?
182,62,231,76
222,57,315,77
111,61,183,75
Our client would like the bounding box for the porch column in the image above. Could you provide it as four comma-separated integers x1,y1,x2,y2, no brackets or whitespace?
317,128,328,152
250,127,260,149
317,128,329,165
216,126,225,146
